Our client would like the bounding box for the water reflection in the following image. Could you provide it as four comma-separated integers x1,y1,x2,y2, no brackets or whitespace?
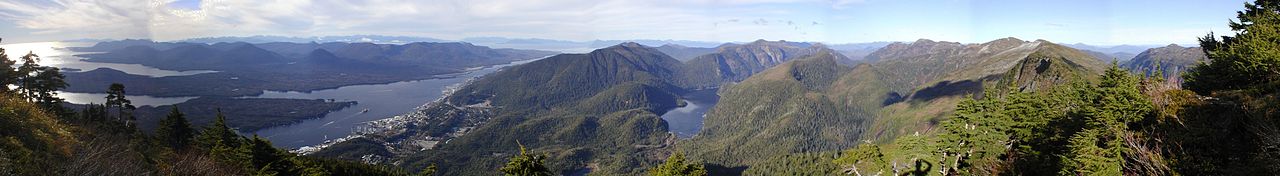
57,91,197,107
252,59,541,148
661,89,720,139
0,42,217,77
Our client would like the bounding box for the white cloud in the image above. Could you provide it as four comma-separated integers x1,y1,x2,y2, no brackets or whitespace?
0,0,861,42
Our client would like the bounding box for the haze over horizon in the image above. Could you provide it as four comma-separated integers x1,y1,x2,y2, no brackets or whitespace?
0,0,1248,46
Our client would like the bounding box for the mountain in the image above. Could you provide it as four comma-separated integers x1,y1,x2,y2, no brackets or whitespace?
678,40,848,89
1063,43,1166,60
71,39,199,52
311,40,848,175
179,35,450,44
829,42,894,61
82,43,289,71
1082,49,1137,61
318,42,687,175
866,38,1107,141
681,52,889,172
1121,44,1208,83
65,40,556,96
670,38,1108,174
653,44,716,61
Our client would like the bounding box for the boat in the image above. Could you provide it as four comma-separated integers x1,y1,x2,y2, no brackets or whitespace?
361,108,370,113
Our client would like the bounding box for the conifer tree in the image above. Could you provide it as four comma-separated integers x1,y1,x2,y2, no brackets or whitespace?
0,38,17,94
197,109,241,149
499,143,552,176
156,106,196,150
105,83,135,126
647,152,707,176
1186,0,1280,95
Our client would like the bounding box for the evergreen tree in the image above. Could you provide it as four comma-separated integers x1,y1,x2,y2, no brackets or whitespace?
197,109,241,149
415,163,437,176
498,143,553,176
647,152,707,176
244,134,318,176
1185,0,1280,95
1059,66,1153,175
15,52,40,102
156,106,196,150
12,53,67,111
834,144,889,175
936,92,1014,175
0,38,18,94
105,83,136,126
80,103,108,122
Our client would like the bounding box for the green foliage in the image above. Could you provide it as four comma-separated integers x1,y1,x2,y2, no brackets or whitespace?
682,53,882,171
647,152,707,176
11,52,68,112
1173,1,1280,174
499,144,553,176
0,40,17,94
155,106,196,150
744,152,840,175
1186,0,1280,95
0,93,76,175
104,83,136,126
836,64,1166,175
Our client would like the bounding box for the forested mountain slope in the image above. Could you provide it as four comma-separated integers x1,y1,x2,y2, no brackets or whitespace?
867,38,1108,142
1121,44,1207,83
678,40,847,89
315,40,849,175
321,42,689,175
680,51,892,174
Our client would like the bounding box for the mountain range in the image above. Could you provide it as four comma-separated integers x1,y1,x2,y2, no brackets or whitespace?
64,41,556,97
311,37,1114,175
1120,44,1208,83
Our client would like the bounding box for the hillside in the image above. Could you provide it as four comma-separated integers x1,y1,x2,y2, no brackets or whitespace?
672,38,1109,174
319,42,689,175
654,44,716,61
64,41,556,96
313,40,849,175
678,40,848,89
680,51,891,173
868,38,1107,141
1121,44,1207,82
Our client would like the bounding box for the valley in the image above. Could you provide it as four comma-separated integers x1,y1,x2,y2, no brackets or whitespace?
0,1,1269,176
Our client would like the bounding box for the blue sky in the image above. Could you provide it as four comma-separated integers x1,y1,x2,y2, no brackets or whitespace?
0,0,1249,45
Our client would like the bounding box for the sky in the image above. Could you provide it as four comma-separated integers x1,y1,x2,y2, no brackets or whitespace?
0,0,1251,45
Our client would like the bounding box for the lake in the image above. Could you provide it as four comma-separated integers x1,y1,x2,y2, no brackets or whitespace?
2,42,215,106
661,88,720,139
58,91,197,107
251,59,540,148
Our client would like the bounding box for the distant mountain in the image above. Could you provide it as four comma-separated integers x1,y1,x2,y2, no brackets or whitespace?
71,39,199,52
865,37,1107,141
313,40,846,175
682,52,887,171
461,37,724,53
1064,43,1167,60
1121,44,1207,83
829,42,894,61
653,44,715,61
1082,49,1137,61
81,42,289,71
319,42,686,175
65,40,556,96
179,35,450,44
678,40,849,89
678,38,1109,172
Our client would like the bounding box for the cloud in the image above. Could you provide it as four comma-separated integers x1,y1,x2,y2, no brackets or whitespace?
0,0,854,42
